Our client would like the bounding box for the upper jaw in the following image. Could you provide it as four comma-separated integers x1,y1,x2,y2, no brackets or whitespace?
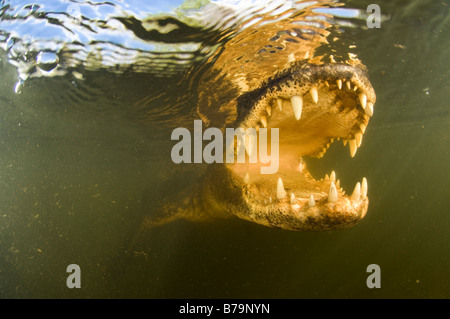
235,61,376,160
236,62,375,135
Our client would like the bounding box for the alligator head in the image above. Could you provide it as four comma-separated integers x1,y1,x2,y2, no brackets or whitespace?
196,4,376,231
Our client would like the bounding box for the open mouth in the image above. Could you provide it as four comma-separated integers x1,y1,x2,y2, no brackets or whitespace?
228,61,376,230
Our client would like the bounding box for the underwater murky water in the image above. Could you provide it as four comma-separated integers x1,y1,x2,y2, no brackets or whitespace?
0,0,449,298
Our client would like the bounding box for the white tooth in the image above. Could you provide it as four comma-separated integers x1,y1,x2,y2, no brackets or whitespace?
336,79,342,89
351,182,361,201
277,98,283,111
359,93,367,110
290,95,303,120
243,172,250,184
324,80,330,87
343,139,348,146
328,181,338,203
288,53,295,63
353,86,358,91
310,86,318,103
308,195,315,207
261,115,267,128
330,171,336,182
346,81,351,90
290,193,296,204
355,132,363,147
277,177,287,200
266,106,272,117
349,139,357,158
361,177,368,197
324,174,329,181
269,196,272,204
360,123,367,134
336,179,340,189
365,102,374,117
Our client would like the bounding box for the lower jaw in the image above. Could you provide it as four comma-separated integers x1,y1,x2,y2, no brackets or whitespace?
225,157,369,230
228,156,323,197
233,190,369,231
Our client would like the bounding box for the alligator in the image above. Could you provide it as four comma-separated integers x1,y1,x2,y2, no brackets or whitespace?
141,2,376,232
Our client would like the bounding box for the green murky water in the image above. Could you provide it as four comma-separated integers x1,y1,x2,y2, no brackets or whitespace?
0,0,449,298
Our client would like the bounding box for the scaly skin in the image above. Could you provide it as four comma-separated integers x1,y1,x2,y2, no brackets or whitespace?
142,3,376,231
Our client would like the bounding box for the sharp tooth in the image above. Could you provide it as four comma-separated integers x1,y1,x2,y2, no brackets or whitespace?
355,132,363,147
349,139,358,157
359,93,367,110
346,81,351,90
361,177,368,197
343,139,348,146
365,102,374,117
269,196,272,204
328,181,338,203
290,193,296,204
288,53,295,63
324,174,329,181
336,179,340,189
308,195,315,207
261,115,267,128
360,123,367,134
324,80,330,87
336,79,342,89
290,95,303,120
351,182,361,201
309,86,318,103
353,86,358,91
277,98,283,111
243,172,250,184
330,171,336,182
277,177,287,200
266,106,272,117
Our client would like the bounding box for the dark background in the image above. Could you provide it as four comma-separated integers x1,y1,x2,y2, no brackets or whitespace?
0,0,449,298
